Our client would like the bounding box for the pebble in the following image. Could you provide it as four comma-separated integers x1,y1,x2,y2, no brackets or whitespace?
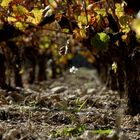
51,86,67,94
80,130,96,139
87,88,96,94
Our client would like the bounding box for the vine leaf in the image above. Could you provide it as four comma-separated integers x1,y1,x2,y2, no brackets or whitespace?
27,8,43,25
13,5,29,17
132,19,140,37
115,3,124,17
78,12,88,26
91,32,110,52
73,28,87,40
49,0,57,9
94,7,106,17
1,0,12,7
119,15,131,33
14,21,28,30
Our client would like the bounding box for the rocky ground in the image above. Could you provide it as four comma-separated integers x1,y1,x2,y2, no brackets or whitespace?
0,68,140,140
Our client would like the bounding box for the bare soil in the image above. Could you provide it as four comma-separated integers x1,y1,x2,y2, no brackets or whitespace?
0,68,140,140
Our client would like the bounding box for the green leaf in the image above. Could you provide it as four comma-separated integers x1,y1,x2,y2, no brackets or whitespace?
98,32,110,42
15,5,29,16
91,32,110,51
78,99,87,112
78,12,89,26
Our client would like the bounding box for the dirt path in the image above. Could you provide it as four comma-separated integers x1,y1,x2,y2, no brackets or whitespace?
0,68,140,140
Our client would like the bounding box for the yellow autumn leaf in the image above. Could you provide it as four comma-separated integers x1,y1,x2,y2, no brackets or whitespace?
131,19,140,36
49,0,57,9
115,3,124,18
119,15,131,33
7,16,17,22
78,12,89,26
1,0,12,7
59,56,68,65
27,8,43,25
19,69,24,75
80,29,87,39
67,54,73,60
15,22,27,31
95,8,106,17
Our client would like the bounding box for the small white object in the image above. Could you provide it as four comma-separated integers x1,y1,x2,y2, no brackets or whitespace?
69,66,78,73
44,8,53,17
43,5,50,12
136,10,140,19
51,86,67,93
